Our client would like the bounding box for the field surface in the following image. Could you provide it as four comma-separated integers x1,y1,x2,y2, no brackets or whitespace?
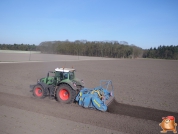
0,52,178,134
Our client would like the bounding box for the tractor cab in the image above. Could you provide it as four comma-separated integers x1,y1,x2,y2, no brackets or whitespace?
39,68,76,85
54,68,75,80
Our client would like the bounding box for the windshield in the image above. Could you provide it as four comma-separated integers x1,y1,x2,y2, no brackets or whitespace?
61,71,75,80
69,71,75,80
63,72,68,79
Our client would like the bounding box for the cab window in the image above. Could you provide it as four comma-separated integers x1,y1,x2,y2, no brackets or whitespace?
69,72,74,80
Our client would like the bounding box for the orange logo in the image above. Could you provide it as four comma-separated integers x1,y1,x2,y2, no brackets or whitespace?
159,116,177,133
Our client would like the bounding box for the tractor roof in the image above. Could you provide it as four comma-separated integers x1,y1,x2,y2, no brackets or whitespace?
55,68,75,72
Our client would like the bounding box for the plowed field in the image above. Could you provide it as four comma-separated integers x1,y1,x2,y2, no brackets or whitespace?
0,52,178,134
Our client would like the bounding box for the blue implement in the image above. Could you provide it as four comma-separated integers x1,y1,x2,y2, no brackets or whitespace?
75,80,114,112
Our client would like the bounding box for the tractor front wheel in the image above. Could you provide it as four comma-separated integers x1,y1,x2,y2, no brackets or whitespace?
33,85,44,98
56,84,76,104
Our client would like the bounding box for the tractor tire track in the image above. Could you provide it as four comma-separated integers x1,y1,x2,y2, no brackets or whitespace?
108,99,178,122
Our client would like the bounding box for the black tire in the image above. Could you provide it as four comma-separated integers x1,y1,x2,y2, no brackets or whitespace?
56,84,76,104
33,84,44,99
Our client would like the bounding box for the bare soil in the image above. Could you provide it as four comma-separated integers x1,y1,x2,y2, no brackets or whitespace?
0,53,178,134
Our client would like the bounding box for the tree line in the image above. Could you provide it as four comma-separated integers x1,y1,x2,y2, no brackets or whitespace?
1,41,178,60
143,45,178,60
0,44,38,51
38,40,143,58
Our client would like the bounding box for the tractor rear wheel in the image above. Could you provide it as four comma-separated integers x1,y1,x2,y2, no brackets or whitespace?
33,85,44,98
56,84,76,104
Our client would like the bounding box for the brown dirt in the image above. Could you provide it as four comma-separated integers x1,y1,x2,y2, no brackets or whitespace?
0,53,178,134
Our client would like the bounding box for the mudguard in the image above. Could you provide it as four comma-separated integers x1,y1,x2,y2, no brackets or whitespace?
83,96,92,108
91,97,107,112
76,88,92,107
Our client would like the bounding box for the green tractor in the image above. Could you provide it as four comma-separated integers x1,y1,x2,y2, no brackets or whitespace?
31,68,84,104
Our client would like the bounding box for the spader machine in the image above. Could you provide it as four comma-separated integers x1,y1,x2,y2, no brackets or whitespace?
30,67,114,111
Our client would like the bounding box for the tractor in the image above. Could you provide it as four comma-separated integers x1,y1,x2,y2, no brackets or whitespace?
31,68,84,104
31,68,114,112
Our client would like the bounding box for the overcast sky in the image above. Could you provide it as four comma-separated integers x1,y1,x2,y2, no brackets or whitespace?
0,0,178,49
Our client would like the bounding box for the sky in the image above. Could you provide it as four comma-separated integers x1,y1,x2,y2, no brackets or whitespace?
0,0,178,49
